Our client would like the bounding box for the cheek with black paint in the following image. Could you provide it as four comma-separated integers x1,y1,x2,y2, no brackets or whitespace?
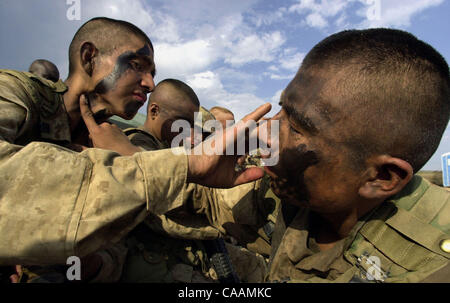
93,44,150,95
270,143,320,204
93,51,137,94
124,101,142,119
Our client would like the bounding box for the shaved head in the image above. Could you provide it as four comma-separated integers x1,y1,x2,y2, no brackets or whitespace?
145,79,200,144
210,106,234,128
149,78,199,112
287,28,449,172
29,59,60,82
68,17,153,76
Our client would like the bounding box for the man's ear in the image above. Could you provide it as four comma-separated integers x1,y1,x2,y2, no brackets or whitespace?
359,155,414,201
149,103,160,119
80,42,98,76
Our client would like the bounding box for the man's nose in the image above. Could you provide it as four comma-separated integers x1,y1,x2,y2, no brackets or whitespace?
141,72,155,93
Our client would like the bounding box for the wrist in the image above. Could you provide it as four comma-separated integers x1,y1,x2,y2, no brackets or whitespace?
119,144,142,156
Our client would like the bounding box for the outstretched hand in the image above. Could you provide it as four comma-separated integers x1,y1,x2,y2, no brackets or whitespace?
79,94,141,156
187,103,272,188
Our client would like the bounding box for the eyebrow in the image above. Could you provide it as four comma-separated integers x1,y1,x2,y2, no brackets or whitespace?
134,54,156,77
283,102,319,135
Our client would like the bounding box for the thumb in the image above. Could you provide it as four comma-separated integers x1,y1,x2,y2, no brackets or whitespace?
79,94,99,132
233,167,265,186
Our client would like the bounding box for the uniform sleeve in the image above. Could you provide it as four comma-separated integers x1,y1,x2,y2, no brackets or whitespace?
187,179,274,230
0,73,37,143
0,93,189,267
0,139,188,265
0,73,190,265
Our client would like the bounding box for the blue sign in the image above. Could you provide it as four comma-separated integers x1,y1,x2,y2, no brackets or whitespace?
442,153,450,187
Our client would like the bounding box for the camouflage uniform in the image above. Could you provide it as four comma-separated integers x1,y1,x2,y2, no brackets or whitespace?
183,148,449,283
120,124,275,283
267,175,450,282
0,70,189,276
169,169,449,282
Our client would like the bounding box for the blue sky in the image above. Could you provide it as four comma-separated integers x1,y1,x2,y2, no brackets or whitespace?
0,0,449,170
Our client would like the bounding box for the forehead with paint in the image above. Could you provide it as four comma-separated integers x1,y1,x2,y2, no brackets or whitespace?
282,65,353,142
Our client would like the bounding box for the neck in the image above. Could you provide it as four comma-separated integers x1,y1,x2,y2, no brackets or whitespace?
143,122,161,141
313,198,384,250
317,209,359,240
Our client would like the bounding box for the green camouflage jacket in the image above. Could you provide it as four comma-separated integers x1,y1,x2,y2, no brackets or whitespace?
269,175,449,282
0,70,189,266
120,127,273,283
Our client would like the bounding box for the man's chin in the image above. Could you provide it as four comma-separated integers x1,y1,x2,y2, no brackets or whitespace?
122,102,143,120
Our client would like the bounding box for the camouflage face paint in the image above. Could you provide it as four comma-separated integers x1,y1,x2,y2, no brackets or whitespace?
93,51,137,94
93,44,151,94
123,101,142,118
270,143,320,204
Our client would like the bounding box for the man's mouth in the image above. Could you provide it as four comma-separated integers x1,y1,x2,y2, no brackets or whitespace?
132,92,147,103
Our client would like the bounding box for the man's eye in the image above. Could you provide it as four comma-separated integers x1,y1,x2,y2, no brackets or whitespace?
129,61,141,70
289,124,302,135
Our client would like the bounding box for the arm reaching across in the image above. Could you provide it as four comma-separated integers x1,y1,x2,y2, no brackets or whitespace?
0,75,188,265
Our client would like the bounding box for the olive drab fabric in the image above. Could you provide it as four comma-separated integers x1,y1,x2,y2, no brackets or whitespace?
342,176,450,283
122,127,273,283
268,175,450,283
120,224,216,283
188,176,279,257
0,70,190,265
0,70,70,145
122,127,220,282
124,127,168,151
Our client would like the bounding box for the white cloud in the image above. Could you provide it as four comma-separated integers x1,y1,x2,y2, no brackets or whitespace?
81,2,287,82
288,0,351,29
83,0,156,33
263,49,304,80
357,0,445,28
186,71,278,120
287,0,445,30
267,73,296,80
154,40,216,79
279,52,305,71
187,71,222,90
225,31,286,66
249,7,287,27
305,12,329,28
